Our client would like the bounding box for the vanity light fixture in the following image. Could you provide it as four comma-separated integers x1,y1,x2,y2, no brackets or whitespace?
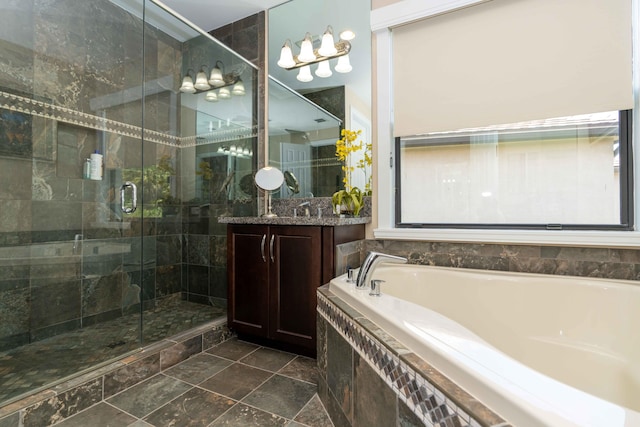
194,66,211,91
315,60,332,78
218,86,231,99
179,72,196,93
208,61,225,87
277,40,296,68
277,25,354,82
318,26,338,56
180,61,246,100
217,143,253,158
298,33,316,63
297,65,313,82
205,91,218,102
231,77,245,96
334,55,352,73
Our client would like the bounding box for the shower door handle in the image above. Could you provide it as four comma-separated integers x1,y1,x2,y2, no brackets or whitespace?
120,181,137,214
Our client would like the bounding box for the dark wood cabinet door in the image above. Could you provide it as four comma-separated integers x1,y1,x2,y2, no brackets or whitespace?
227,225,269,337
268,226,322,349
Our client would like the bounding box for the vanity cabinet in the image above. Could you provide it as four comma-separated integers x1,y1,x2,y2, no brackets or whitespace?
227,223,364,356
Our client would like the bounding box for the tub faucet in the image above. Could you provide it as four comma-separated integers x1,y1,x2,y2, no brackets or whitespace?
355,251,407,288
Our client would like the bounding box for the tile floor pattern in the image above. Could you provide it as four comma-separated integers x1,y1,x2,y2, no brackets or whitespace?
0,298,224,404
52,338,332,427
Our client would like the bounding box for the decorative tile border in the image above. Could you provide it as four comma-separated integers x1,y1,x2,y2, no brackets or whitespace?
0,91,259,148
317,291,509,427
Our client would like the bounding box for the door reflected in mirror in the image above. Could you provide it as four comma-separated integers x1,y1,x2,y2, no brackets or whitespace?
268,77,342,198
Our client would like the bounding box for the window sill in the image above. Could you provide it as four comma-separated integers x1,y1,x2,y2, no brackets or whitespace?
373,227,640,248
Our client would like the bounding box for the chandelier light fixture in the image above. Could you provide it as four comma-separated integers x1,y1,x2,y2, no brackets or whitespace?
179,61,246,102
276,25,355,83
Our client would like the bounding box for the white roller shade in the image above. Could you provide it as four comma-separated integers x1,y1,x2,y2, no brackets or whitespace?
392,0,633,137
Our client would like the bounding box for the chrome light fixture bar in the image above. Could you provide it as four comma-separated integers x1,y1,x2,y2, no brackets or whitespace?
277,25,354,83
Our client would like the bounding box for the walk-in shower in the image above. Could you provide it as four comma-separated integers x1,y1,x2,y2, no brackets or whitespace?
0,0,257,407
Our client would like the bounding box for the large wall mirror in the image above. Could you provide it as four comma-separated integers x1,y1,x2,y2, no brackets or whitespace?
180,33,258,216
267,0,372,198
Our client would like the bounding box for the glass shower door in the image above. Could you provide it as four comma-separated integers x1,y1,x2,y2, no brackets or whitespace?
0,0,147,405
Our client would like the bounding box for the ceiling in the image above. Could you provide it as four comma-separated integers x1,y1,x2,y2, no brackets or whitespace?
157,0,290,32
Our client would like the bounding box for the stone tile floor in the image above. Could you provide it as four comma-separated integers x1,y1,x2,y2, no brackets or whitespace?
0,297,224,404
53,338,332,427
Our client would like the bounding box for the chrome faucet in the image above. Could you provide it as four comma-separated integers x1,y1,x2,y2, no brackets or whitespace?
298,201,311,217
355,251,407,288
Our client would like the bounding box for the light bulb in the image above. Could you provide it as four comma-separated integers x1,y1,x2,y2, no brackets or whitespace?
335,54,352,73
194,69,211,91
205,91,218,102
298,33,316,63
339,29,355,41
232,78,245,96
315,60,332,78
218,87,231,99
209,64,224,86
296,65,313,82
277,40,296,68
318,26,337,57
179,75,195,93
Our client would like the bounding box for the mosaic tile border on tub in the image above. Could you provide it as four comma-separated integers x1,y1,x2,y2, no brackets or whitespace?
317,290,509,427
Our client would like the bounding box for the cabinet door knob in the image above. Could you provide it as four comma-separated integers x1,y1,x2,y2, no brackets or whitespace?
260,234,267,262
269,234,275,262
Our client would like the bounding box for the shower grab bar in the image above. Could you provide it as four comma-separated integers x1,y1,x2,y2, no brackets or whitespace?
120,181,137,214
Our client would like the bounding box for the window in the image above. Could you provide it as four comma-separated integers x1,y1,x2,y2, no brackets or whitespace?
396,110,633,230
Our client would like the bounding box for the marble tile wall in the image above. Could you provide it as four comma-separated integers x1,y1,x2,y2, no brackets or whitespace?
317,290,506,427
362,239,640,281
0,0,185,351
271,196,372,219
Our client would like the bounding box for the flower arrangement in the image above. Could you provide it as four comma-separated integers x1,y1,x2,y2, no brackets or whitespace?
332,128,372,216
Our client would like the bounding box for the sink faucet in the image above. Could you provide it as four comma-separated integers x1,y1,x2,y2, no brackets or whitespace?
355,251,407,288
298,201,311,217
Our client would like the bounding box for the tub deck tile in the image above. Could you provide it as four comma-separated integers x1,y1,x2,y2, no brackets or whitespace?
318,291,512,427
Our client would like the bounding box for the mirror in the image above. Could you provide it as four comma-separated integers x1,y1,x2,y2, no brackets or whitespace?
267,77,342,198
255,166,285,191
267,0,372,198
255,166,284,217
284,170,300,196
181,33,259,217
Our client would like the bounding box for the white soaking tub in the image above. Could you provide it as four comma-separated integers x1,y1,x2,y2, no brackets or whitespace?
329,264,640,427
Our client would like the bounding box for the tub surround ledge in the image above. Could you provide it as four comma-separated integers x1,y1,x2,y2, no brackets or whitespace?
317,285,509,427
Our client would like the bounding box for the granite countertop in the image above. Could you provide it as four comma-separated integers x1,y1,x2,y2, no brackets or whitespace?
218,215,371,226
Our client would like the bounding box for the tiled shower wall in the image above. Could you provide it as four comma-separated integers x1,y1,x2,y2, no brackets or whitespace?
0,4,267,351
0,0,184,351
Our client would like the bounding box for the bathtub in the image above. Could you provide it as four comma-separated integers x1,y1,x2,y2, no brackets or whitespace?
328,264,640,427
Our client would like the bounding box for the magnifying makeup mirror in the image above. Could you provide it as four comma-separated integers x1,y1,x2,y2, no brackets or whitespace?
255,166,284,217
284,170,300,197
